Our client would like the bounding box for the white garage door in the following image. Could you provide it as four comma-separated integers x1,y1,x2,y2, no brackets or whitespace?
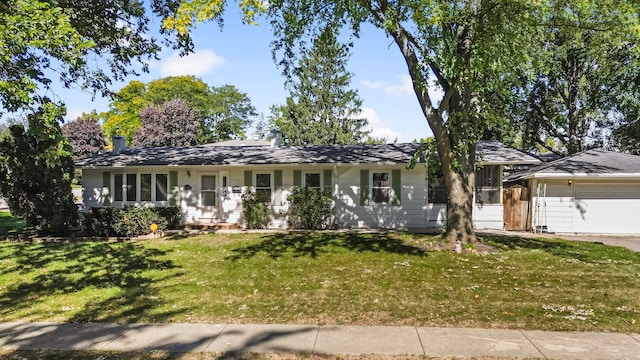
573,183,640,234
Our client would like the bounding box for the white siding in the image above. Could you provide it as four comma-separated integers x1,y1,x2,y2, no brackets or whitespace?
426,204,446,229
573,182,640,234
334,165,427,230
83,164,430,230
530,180,574,233
82,169,105,208
473,204,503,230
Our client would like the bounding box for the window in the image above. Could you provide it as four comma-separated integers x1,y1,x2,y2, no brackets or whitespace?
126,174,137,201
304,173,321,189
201,175,216,206
112,172,170,203
428,175,447,204
114,174,123,202
475,165,501,204
255,173,272,203
156,174,168,202
141,174,152,201
372,172,390,204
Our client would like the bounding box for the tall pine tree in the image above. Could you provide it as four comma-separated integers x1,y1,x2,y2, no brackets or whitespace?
272,26,368,145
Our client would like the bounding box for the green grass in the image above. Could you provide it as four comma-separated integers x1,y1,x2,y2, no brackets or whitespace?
0,211,26,237
0,232,638,332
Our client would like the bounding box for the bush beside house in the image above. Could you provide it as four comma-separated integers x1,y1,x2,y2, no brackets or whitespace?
84,206,183,237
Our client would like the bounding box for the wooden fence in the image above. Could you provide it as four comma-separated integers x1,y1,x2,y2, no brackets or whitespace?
502,186,531,231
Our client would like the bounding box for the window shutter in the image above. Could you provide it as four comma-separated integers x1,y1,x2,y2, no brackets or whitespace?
169,171,178,206
359,170,369,206
293,170,302,187
391,169,401,206
102,172,111,206
244,170,253,191
274,170,283,205
323,169,332,193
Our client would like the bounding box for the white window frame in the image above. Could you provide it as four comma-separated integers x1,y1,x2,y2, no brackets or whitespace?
140,173,152,201
303,171,322,190
255,172,273,204
155,173,169,202
112,171,170,204
113,173,124,202
200,174,217,207
371,170,392,205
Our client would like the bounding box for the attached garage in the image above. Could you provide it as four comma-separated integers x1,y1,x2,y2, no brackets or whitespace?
508,149,640,235
573,183,640,234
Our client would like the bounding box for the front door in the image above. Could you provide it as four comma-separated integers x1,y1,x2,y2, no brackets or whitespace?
199,174,218,221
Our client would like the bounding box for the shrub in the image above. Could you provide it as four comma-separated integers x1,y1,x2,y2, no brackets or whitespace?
111,206,168,238
241,191,271,229
287,187,334,229
84,206,183,237
151,206,184,229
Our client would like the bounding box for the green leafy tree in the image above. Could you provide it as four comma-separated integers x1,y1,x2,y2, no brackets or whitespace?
0,0,192,115
133,98,199,147
62,111,107,159
0,102,78,234
103,81,152,145
205,84,257,143
167,0,640,244
103,77,256,144
512,11,640,156
271,26,368,145
606,46,640,155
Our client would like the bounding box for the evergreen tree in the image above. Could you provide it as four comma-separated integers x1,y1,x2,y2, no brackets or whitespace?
0,102,78,235
272,26,368,145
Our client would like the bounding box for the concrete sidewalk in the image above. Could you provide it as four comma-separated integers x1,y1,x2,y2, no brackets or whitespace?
1,322,639,359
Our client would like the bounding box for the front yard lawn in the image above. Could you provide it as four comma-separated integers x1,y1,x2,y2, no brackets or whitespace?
0,232,638,332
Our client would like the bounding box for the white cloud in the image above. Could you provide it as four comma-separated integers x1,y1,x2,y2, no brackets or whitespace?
360,75,413,97
159,49,225,77
361,79,387,90
360,107,403,142
428,80,444,105
384,74,414,97
64,108,84,122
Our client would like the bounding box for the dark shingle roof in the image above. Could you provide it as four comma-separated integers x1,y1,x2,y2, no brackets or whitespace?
78,143,424,167
77,141,541,168
476,141,542,165
506,149,640,180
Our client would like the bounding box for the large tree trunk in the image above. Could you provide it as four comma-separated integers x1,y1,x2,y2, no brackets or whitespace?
387,14,479,245
435,126,478,245
443,160,476,244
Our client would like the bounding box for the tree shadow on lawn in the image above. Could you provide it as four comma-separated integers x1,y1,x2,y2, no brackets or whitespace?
227,232,428,261
0,240,185,323
478,233,640,263
0,214,27,238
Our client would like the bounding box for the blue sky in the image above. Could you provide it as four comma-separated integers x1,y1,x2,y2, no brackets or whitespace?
52,11,436,143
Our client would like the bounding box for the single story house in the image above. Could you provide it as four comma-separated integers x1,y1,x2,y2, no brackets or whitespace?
505,149,640,234
77,137,540,231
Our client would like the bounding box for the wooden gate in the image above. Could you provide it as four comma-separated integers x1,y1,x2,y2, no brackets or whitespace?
503,186,531,231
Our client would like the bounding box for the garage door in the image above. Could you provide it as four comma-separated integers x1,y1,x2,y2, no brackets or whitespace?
573,183,640,233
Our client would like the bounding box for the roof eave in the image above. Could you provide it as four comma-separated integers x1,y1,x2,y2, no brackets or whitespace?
531,172,640,179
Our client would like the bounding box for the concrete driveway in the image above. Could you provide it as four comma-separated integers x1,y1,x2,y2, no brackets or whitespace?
479,230,640,252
